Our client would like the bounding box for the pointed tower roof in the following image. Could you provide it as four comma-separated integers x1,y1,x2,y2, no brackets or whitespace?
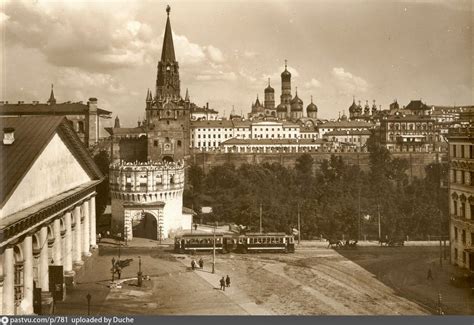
146,89,152,102
185,88,190,102
255,94,261,106
161,5,176,62
47,84,56,105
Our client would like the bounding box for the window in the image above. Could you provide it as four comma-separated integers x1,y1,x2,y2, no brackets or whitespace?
452,144,457,158
454,200,458,216
197,141,200,147
154,140,158,147
463,251,466,264
461,145,465,158
77,121,85,133
455,227,458,240
454,248,458,261
471,232,474,245
461,202,466,218
470,145,473,159
177,140,182,147
462,229,466,244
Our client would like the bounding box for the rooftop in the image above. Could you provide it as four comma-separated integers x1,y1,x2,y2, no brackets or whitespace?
0,102,112,117
0,116,103,206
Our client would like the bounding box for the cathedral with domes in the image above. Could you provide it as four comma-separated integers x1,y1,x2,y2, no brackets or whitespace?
249,61,319,123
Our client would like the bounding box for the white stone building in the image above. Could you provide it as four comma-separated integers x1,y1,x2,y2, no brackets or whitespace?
0,116,103,315
447,127,474,271
109,160,192,240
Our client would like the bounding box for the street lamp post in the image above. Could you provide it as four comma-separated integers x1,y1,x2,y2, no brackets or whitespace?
86,293,91,315
212,221,216,274
137,255,143,287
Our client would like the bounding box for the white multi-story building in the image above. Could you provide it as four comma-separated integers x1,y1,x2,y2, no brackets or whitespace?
448,127,474,271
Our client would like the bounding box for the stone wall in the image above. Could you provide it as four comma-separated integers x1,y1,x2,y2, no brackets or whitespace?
190,151,446,179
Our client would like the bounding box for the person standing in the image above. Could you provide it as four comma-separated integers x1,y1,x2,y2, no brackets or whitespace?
191,259,196,270
199,258,204,269
427,268,433,280
220,277,226,291
226,275,231,288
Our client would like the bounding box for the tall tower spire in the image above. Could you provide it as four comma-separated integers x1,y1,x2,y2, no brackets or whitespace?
161,5,176,62
47,84,56,105
156,5,180,99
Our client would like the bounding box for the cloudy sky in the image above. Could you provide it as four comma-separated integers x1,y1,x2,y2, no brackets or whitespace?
1,0,472,126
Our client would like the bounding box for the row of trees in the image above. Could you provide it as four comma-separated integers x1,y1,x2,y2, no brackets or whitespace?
184,143,448,240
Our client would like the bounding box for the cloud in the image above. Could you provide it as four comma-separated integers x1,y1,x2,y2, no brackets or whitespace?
57,68,124,95
4,0,226,75
206,45,225,63
195,70,237,81
304,78,322,89
243,51,258,58
332,67,369,94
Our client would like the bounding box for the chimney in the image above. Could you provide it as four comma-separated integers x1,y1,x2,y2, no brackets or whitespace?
206,102,209,110
138,121,141,127
32,101,39,105
17,101,24,105
88,97,98,111
3,127,15,145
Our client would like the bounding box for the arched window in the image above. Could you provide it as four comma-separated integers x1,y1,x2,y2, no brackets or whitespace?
177,140,182,147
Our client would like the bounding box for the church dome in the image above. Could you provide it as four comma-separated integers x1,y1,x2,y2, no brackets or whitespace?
348,98,358,113
307,102,318,112
265,84,274,93
276,103,287,112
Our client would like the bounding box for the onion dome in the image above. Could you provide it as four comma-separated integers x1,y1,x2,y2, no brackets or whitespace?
348,97,358,113
364,100,370,114
341,111,348,121
277,103,287,112
357,100,363,113
281,60,291,80
265,78,274,93
290,91,303,111
306,96,318,113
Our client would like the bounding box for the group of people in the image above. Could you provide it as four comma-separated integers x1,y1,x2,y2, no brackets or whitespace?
220,275,231,291
190,257,231,291
191,258,204,270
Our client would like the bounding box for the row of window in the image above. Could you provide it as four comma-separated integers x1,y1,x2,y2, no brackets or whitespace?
388,123,433,131
452,200,474,219
451,144,474,159
453,226,474,246
451,170,474,186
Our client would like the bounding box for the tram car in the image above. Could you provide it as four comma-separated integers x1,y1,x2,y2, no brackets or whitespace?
236,233,295,253
174,233,236,253
174,232,296,254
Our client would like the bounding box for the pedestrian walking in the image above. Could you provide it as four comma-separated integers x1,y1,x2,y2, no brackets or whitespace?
191,259,196,270
427,268,433,280
220,277,226,291
116,266,122,280
226,275,231,288
199,258,204,269
112,257,116,268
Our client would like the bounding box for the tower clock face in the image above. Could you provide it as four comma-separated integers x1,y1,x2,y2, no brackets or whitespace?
164,143,172,151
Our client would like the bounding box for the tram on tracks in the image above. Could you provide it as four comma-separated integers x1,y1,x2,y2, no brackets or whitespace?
174,232,295,254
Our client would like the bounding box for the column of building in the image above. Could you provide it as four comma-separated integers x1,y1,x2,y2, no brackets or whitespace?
22,235,34,314
82,200,91,257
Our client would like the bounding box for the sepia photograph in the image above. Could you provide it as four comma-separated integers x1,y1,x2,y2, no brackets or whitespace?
0,0,473,324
